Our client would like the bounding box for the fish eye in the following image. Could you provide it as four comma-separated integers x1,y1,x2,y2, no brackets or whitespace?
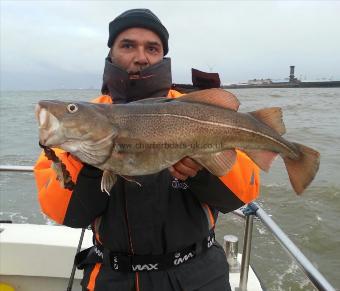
67,103,78,113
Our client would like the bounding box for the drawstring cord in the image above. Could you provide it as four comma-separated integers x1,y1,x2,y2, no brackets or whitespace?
39,142,75,191
39,142,86,290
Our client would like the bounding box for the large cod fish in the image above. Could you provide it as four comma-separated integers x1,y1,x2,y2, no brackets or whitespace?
35,88,320,195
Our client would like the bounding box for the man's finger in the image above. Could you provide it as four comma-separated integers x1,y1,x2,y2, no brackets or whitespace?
181,157,203,171
173,161,197,178
169,166,188,181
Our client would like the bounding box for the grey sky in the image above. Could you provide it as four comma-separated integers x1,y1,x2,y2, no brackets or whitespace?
1,0,340,90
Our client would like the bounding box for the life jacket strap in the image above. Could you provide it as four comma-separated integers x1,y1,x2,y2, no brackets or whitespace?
76,230,215,272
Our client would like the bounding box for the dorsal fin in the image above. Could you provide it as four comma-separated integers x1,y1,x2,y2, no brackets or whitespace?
176,88,240,111
248,107,286,135
130,97,170,104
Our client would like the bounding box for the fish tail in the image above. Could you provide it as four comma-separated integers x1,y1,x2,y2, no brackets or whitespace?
283,142,320,195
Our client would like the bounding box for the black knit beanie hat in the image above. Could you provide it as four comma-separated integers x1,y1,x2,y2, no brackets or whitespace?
107,9,169,55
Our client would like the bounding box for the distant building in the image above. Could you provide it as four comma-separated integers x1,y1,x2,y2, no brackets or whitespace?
289,66,300,83
247,78,273,85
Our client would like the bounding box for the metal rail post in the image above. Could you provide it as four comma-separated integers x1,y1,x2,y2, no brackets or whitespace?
66,228,86,291
239,203,258,291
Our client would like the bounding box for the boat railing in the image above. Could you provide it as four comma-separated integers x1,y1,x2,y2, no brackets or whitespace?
230,203,336,291
0,165,336,291
0,165,34,172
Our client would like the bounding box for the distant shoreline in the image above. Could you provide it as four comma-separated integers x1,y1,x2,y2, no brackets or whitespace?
2,81,340,92
222,81,340,89
170,81,340,93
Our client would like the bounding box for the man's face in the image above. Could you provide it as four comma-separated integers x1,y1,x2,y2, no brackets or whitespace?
110,27,164,77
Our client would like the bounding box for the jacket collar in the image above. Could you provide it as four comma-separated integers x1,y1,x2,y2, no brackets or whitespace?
101,57,172,103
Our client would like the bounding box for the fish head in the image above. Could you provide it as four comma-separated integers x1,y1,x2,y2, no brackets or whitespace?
35,100,117,164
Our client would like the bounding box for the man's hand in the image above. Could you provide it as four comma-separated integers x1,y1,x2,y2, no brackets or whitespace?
169,157,203,181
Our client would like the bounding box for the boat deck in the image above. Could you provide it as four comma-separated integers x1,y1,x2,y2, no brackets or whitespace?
0,223,262,291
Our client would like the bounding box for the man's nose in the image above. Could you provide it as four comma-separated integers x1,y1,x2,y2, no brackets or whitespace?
134,47,149,66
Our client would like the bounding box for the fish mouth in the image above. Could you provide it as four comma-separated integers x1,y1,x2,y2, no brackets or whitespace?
35,104,60,146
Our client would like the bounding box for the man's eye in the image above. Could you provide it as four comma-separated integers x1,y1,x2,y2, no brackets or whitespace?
122,43,133,49
148,47,158,53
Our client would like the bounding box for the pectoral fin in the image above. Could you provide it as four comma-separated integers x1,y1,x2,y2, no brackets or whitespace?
101,170,117,195
193,150,237,177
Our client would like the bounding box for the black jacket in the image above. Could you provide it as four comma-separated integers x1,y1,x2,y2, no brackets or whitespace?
65,165,243,290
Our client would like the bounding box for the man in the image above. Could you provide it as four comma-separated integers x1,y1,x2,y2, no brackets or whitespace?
34,9,259,291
